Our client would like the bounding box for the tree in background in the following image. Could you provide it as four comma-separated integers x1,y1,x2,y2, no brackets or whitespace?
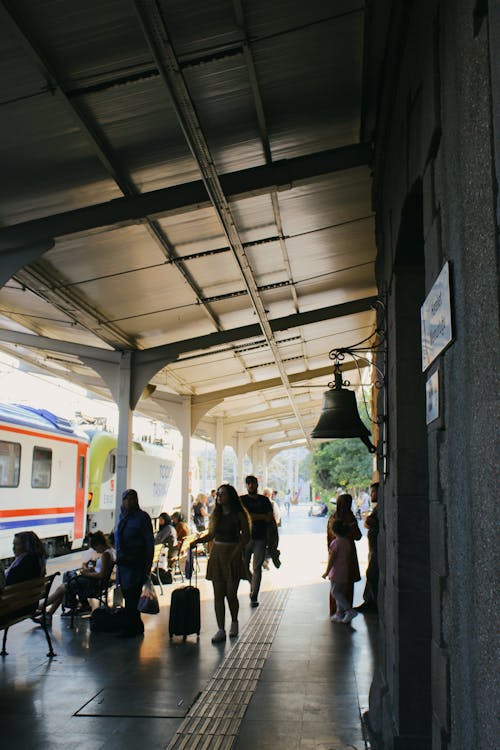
311,439,373,499
268,447,309,496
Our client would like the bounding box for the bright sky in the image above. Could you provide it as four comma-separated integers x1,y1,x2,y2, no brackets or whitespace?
0,351,191,452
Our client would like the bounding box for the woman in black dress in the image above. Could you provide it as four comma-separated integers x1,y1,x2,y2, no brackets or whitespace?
191,484,251,643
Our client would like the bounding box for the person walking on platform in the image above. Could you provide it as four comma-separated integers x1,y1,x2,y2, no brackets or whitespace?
356,482,380,613
322,520,360,624
240,475,275,608
190,484,251,643
262,487,282,570
192,493,209,532
115,489,154,637
326,493,362,615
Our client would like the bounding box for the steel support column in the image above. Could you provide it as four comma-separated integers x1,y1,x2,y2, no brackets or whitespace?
115,352,133,527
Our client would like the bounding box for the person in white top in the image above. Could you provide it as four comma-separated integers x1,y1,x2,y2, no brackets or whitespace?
34,531,115,625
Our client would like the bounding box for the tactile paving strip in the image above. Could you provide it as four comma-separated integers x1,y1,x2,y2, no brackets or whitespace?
165,588,289,750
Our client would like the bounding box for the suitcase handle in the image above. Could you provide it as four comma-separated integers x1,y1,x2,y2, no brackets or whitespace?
186,545,198,587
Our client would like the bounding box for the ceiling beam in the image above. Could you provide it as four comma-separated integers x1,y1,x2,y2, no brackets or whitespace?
191,361,358,408
222,403,320,426
134,0,314,445
144,296,377,362
0,2,224,334
0,330,120,362
0,296,375,368
0,144,371,252
225,413,319,438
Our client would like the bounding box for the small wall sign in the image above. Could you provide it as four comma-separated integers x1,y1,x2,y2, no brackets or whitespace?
426,370,439,424
421,262,453,371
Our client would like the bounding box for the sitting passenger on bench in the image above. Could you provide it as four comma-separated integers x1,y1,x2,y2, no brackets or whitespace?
4,531,46,585
33,531,114,625
171,511,189,547
154,513,177,571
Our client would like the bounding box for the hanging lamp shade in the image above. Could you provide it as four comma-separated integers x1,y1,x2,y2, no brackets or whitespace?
311,386,376,453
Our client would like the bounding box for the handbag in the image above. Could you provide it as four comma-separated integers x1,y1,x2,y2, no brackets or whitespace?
90,606,125,633
137,576,160,615
112,584,124,607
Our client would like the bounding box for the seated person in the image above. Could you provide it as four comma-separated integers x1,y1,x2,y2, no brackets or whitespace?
3,531,47,617
4,531,46,585
34,531,114,625
171,511,189,549
154,512,177,570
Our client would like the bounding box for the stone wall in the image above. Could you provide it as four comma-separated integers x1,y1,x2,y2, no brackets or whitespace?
368,1,499,749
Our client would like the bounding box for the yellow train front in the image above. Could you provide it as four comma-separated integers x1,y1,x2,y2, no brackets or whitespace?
86,430,178,536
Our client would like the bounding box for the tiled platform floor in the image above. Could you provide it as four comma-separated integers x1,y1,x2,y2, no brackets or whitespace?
0,506,377,749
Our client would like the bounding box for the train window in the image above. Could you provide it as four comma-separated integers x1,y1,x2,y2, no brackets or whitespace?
101,451,116,483
0,440,21,487
78,455,85,489
31,446,52,488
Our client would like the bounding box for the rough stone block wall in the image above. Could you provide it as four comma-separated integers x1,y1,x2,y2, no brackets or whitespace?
369,0,498,748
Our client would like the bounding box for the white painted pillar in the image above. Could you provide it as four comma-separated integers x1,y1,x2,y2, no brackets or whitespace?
215,417,224,486
262,449,269,487
236,434,245,493
287,452,294,497
178,398,192,521
115,352,133,528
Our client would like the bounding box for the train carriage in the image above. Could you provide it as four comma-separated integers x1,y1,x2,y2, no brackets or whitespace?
86,431,178,535
0,403,89,561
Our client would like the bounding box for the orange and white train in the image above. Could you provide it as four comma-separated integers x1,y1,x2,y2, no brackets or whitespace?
0,403,89,561
0,403,180,563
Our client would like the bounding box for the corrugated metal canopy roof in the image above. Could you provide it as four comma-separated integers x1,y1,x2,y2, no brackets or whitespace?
0,0,380,451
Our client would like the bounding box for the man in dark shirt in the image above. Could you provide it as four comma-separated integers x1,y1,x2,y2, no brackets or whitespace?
240,475,274,607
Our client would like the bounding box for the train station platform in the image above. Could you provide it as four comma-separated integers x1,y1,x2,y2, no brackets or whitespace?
0,507,377,749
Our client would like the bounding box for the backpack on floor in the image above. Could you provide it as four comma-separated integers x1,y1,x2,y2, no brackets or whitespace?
151,569,173,585
89,606,125,633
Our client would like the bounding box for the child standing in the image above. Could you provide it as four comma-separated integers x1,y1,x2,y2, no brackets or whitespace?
322,520,360,624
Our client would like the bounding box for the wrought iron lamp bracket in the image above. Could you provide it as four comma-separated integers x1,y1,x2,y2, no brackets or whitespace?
326,328,387,426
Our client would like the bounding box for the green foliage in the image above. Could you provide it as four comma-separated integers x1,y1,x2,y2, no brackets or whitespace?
311,439,373,497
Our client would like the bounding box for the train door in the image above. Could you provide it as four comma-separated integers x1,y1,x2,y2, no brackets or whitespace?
73,441,88,544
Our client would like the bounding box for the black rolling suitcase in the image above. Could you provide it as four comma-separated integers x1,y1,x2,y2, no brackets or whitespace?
169,549,200,640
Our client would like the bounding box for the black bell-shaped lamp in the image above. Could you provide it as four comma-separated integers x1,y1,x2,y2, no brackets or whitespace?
311,366,377,453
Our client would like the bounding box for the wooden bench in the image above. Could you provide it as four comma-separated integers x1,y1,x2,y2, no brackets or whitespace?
0,573,59,657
